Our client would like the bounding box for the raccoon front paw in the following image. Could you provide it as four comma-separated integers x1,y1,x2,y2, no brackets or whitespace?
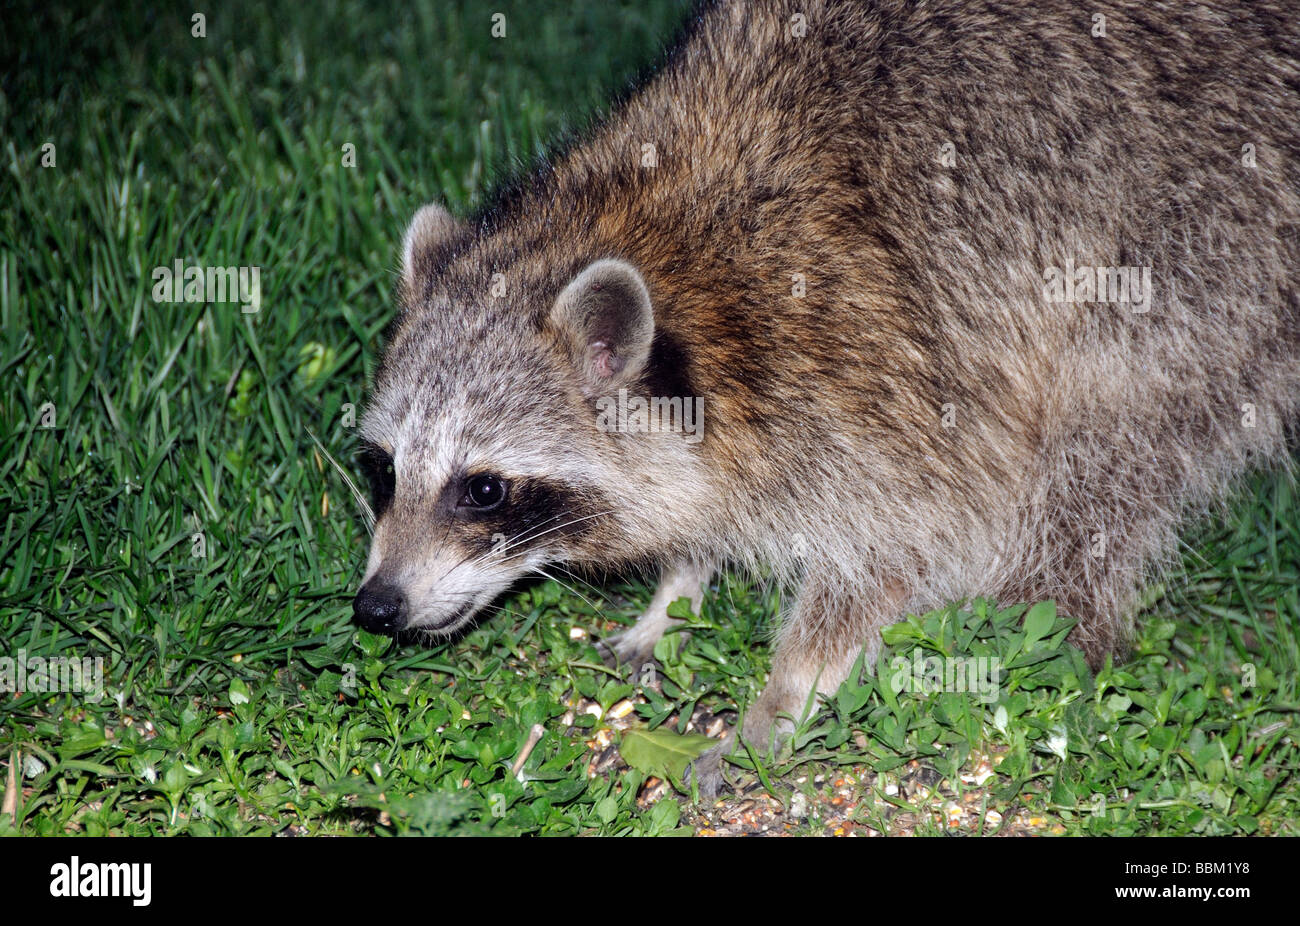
596,629,659,677
685,741,731,801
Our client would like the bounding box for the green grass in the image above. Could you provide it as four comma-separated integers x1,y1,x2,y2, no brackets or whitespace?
2,0,1297,836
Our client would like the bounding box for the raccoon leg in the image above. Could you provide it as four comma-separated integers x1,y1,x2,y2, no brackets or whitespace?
688,577,907,799
598,562,713,673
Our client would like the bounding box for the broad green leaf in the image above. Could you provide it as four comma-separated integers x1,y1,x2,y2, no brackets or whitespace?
619,727,715,782
1022,600,1056,648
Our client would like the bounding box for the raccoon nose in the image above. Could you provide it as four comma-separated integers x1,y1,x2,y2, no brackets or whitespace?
353,581,408,634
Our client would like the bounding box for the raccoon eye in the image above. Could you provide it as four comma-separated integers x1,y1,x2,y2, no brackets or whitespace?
461,474,507,511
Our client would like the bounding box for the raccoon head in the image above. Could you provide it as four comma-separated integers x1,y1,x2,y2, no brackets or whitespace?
351,202,660,637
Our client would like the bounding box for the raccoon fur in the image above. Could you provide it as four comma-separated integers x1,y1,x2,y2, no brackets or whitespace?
354,0,1300,796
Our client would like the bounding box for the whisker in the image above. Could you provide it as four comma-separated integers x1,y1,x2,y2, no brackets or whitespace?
465,509,613,577
528,565,602,614
308,429,375,534
433,536,483,586
544,561,618,611
488,512,566,559
492,509,618,560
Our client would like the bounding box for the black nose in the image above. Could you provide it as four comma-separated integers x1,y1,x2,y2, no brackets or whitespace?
353,581,407,634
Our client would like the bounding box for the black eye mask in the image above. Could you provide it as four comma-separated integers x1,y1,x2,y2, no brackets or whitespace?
358,442,396,518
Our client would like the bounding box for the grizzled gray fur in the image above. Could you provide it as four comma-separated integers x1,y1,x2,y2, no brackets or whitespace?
354,0,1300,795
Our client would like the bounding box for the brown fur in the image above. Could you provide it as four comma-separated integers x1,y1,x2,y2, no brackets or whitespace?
362,0,1300,795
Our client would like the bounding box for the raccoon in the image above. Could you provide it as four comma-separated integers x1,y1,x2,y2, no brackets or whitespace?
354,0,1300,796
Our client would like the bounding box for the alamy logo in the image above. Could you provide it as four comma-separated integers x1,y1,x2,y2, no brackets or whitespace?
595,387,704,444
151,259,261,313
889,649,1002,704
1042,257,1152,313
0,649,103,700
49,857,151,906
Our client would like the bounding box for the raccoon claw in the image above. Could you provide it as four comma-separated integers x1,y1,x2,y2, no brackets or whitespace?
685,743,729,801
596,630,657,678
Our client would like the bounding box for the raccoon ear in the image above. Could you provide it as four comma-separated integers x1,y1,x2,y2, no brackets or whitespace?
401,202,462,294
550,259,655,397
